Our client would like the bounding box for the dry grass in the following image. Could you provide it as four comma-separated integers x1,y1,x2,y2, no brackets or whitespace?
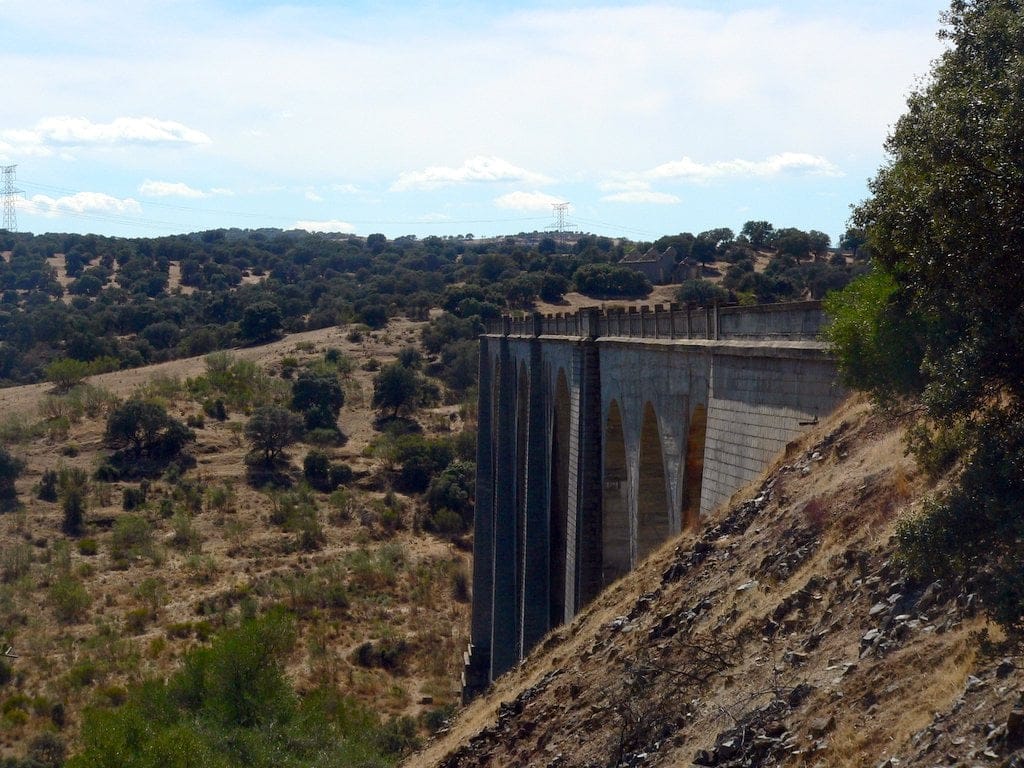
0,318,471,759
406,394,1004,768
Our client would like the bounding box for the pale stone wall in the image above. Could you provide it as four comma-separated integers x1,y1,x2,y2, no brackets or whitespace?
465,302,844,700
701,347,844,514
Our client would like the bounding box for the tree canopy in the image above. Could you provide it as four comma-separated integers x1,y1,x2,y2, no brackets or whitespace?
245,406,304,465
853,0,1024,418
372,362,422,418
831,0,1024,634
105,399,194,460
290,370,344,431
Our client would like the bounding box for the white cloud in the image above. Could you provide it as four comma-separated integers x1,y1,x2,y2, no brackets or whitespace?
331,183,361,194
139,180,208,198
417,212,451,223
21,192,142,217
601,190,681,205
58,116,209,145
3,117,210,152
391,156,552,192
305,190,324,202
644,152,843,183
494,190,568,212
294,219,356,233
597,179,679,204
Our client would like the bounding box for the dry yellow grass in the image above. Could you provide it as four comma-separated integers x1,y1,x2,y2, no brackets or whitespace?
0,318,471,759
406,395,1014,768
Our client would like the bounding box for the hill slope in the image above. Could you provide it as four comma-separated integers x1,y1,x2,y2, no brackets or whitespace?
0,320,471,761
408,397,1024,767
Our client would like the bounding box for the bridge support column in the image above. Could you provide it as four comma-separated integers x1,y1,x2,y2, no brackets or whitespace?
520,322,550,655
490,335,519,681
575,310,604,609
463,338,495,703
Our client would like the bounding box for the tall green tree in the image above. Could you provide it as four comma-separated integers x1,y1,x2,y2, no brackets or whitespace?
290,370,344,431
372,363,422,418
740,220,774,250
239,301,282,344
836,0,1024,634
854,0,1024,418
245,406,303,465
105,399,194,459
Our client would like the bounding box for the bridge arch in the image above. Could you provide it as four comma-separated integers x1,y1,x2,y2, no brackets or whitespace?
549,368,571,625
637,401,670,562
602,399,630,585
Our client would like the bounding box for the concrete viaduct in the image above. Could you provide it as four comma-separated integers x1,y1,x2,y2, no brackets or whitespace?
462,300,845,700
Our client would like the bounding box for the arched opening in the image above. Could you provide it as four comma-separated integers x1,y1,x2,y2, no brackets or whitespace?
682,404,707,530
602,400,629,585
549,370,570,626
637,402,670,561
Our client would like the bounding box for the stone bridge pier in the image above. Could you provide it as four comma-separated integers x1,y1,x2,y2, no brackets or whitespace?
463,301,844,701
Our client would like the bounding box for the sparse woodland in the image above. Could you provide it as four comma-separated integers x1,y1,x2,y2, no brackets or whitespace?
0,187,933,764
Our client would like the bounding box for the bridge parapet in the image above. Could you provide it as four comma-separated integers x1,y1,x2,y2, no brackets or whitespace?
488,300,827,342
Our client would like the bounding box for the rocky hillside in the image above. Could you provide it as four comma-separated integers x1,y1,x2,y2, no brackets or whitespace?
408,397,1024,768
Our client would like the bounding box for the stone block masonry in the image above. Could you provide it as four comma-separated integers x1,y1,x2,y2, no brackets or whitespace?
463,301,845,701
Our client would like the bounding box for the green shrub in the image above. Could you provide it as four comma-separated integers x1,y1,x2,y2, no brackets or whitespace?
425,460,475,528
0,445,25,511
329,462,353,488
352,635,410,673
93,462,119,482
169,512,202,552
896,409,1024,634
206,483,235,514
202,398,228,421
59,467,89,536
346,544,405,594
124,608,150,635
50,574,91,624
823,269,923,402
80,384,120,418
573,263,651,299
268,490,324,551
70,607,403,767
77,538,98,557
303,449,333,491
37,469,58,502
905,419,969,480
305,427,344,446
391,434,454,493
376,715,421,757
122,485,146,511
109,514,155,564
422,704,455,735
45,358,92,392
676,278,730,305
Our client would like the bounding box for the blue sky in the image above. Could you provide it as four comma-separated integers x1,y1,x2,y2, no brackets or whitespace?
0,0,948,243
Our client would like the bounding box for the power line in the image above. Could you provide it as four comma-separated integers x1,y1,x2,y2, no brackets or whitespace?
15,176,663,240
